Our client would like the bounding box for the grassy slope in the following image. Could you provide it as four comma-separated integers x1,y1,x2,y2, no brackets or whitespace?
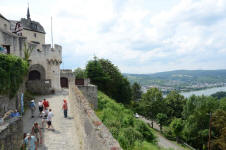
96,91,172,150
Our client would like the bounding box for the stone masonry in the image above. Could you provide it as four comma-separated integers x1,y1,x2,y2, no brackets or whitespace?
69,81,122,150
0,117,23,150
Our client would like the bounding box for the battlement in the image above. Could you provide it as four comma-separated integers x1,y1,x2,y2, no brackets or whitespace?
29,43,62,62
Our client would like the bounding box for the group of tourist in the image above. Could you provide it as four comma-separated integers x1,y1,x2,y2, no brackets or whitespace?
30,98,54,129
22,98,68,150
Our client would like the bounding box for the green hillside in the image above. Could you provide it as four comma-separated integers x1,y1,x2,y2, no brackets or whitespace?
124,70,226,87
96,91,172,150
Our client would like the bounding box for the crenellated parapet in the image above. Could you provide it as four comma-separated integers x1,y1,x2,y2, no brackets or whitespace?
47,58,62,65
29,43,62,64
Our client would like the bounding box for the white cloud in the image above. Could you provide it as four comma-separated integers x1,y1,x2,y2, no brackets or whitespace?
1,0,226,73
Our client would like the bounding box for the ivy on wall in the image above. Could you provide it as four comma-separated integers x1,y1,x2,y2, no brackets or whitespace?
0,54,28,98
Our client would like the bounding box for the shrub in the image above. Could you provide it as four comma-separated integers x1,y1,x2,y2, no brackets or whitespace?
118,127,143,150
134,120,156,142
96,91,156,150
162,126,175,140
0,54,28,97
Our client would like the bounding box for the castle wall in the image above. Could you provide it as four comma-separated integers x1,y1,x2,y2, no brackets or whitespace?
28,44,62,91
78,85,98,110
0,17,10,32
0,13,62,93
0,28,25,57
69,82,122,150
0,117,23,150
21,29,45,48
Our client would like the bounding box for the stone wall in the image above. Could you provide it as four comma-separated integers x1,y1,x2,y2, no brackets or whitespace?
0,83,24,117
0,96,16,117
21,29,45,48
0,17,10,32
1,13,62,92
0,28,25,57
78,85,98,110
60,69,75,83
0,117,23,150
29,44,62,91
69,81,121,150
26,80,53,95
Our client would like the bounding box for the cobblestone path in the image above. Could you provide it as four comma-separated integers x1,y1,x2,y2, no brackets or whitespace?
23,89,81,150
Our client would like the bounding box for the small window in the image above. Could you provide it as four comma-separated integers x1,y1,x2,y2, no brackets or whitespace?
34,33,36,38
3,45,10,54
4,24,7,30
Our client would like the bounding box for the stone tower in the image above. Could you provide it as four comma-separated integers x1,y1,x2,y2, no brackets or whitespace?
0,7,62,94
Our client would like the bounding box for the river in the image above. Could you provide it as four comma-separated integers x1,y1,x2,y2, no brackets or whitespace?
180,86,226,98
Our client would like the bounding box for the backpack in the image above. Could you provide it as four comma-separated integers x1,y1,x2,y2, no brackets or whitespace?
46,101,49,107
30,102,35,108
43,101,49,107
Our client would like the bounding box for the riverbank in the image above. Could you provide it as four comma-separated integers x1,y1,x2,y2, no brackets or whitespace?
180,86,226,97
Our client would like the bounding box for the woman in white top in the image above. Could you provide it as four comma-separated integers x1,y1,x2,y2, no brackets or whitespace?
41,108,48,129
47,109,54,130
38,100,43,117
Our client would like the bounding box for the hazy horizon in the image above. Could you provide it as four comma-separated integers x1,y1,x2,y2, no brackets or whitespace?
123,68,226,74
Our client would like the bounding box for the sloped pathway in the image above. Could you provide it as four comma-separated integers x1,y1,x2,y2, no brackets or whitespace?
23,89,81,150
140,117,184,150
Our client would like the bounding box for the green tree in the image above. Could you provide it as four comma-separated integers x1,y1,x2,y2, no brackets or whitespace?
219,98,226,111
85,57,132,104
74,67,85,79
156,113,168,132
98,58,132,104
131,82,142,101
23,43,33,62
182,96,219,149
141,88,165,128
170,118,184,142
85,57,109,92
211,91,226,99
211,109,226,150
165,91,186,120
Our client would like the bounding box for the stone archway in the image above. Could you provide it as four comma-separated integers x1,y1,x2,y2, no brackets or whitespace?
60,77,68,88
28,64,46,80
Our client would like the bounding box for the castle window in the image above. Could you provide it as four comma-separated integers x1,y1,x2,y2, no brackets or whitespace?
4,24,7,30
29,70,41,80
3,45,10,54
34,33,36,38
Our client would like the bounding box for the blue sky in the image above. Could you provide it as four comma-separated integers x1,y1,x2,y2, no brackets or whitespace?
1,0,226,73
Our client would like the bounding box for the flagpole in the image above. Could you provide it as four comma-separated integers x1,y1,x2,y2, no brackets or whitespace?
51,16,53,48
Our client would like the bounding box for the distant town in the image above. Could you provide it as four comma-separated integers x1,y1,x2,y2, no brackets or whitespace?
124,70,226,94
142,82,226,94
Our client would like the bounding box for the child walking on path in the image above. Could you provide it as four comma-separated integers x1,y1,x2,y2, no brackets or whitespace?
47,109,54,130
31,122,42,145
38,100,43,117
30,100,36,118
62,99,68,118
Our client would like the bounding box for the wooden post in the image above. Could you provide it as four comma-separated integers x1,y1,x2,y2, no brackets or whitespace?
208,112,212,150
